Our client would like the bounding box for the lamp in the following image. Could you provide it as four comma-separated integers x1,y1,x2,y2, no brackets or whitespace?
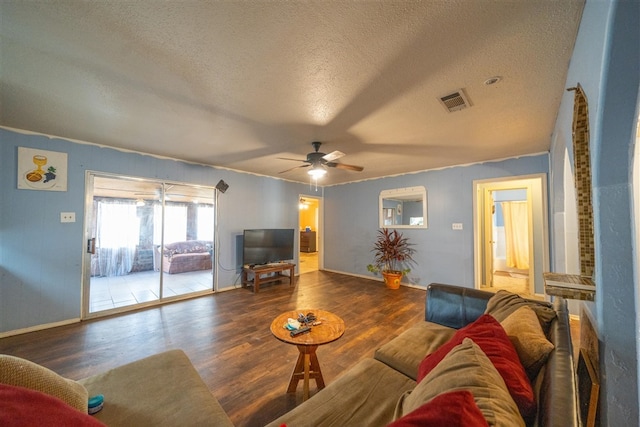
307,166,327,179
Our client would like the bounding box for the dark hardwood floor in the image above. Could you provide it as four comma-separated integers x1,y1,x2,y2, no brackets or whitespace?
0,271,427,427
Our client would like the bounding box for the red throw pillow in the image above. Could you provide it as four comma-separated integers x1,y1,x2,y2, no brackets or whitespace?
0,384,105,427
387,390,489,427
417,314,535,419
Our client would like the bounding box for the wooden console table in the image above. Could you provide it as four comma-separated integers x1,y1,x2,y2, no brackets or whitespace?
242,263,295,293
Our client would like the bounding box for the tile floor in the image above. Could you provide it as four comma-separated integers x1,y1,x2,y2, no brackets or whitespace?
481,270,543,300
89,269,213,313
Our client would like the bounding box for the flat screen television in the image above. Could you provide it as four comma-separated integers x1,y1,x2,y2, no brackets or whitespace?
243,228,295,266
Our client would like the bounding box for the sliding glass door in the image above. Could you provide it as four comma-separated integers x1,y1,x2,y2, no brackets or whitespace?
159,183,215,298
83,173,215,318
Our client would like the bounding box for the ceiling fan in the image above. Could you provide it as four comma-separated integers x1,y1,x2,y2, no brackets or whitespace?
278,142,364,176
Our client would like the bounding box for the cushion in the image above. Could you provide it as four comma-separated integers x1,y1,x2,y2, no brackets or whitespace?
395,338,525,426
374,321,456,380
79,350,234,427
265,358,416,427
484,290,556,333
387,390,488,427
499,305,555,379
0,354,88,413
416,314,535,419
0,383,104,426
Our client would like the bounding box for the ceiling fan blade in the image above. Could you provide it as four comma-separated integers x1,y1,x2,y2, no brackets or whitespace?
278,164,311,174
327,162,364,172
322,150,345,162
277,157,307,162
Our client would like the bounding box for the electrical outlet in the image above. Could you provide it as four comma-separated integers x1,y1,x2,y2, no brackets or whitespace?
452,223,463,230
60,212,76,223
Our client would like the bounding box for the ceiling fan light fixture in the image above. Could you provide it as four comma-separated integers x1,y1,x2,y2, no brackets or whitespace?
308,167,327,178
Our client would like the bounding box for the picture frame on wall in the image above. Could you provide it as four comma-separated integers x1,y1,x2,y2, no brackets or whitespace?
17,147,68,191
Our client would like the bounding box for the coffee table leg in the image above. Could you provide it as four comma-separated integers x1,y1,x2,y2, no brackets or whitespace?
309,351,325,390
303,352,311,400
287,345,323,401
287,351,305,393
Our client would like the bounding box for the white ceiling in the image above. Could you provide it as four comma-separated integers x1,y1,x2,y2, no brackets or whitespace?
1,1,584,185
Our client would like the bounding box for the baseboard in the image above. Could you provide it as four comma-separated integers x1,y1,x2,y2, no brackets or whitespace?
321,268,373,281
321,268,427,290
0,318,81,339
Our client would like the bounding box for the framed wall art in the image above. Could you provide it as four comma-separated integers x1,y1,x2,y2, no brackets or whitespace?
17,147,68,191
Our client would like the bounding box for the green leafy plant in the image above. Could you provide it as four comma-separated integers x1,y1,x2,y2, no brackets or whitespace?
367,228,416,276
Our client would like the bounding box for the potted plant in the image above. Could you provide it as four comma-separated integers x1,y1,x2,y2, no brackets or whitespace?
367,228,416,289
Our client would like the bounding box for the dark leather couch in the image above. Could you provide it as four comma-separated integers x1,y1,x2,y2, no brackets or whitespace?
425,283,579,427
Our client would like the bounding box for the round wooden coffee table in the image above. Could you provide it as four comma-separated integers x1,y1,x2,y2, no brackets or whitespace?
270,309,345,401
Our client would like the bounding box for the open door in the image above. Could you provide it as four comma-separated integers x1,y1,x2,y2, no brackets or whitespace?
484,188,531,294
298,196,321,274
474,175,548,296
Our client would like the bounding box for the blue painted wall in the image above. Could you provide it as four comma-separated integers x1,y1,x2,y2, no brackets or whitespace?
548,0,639,424
1,127,548,335
0,128,312,334
323,155,549,288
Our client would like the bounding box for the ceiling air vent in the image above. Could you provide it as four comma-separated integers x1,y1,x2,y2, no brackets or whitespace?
439,89,471,113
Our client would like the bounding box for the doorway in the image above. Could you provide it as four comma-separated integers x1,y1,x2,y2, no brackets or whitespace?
83,173,216,318
298,196,321,274
487,189,530,294
474,174,549,297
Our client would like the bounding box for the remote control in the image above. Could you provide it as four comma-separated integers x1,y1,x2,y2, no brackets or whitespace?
290,326,311,337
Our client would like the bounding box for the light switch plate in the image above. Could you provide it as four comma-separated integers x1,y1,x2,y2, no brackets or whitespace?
452,223,463,230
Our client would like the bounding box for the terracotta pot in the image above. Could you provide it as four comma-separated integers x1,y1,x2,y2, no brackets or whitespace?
382,271,403,289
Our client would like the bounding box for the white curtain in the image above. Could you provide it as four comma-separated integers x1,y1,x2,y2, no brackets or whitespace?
500,201,529,269
153,204,188,244
197,206,214,241
96,201,139,276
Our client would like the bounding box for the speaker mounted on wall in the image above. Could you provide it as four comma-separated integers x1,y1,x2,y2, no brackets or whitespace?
215,179,229,193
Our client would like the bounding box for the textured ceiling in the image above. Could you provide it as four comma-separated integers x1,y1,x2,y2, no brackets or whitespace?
1,1,584,185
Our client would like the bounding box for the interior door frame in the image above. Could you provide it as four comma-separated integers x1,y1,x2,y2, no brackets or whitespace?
473,174,549,296
298,194,323,272
483,189,495,288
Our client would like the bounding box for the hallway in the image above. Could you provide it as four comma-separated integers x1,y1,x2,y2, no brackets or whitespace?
298,252,318,274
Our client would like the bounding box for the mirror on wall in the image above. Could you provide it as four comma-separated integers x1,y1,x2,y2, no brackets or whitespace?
379,186,427,229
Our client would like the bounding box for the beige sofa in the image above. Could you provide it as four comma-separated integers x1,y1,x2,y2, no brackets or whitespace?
267,283,579,427
1,350,233,427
